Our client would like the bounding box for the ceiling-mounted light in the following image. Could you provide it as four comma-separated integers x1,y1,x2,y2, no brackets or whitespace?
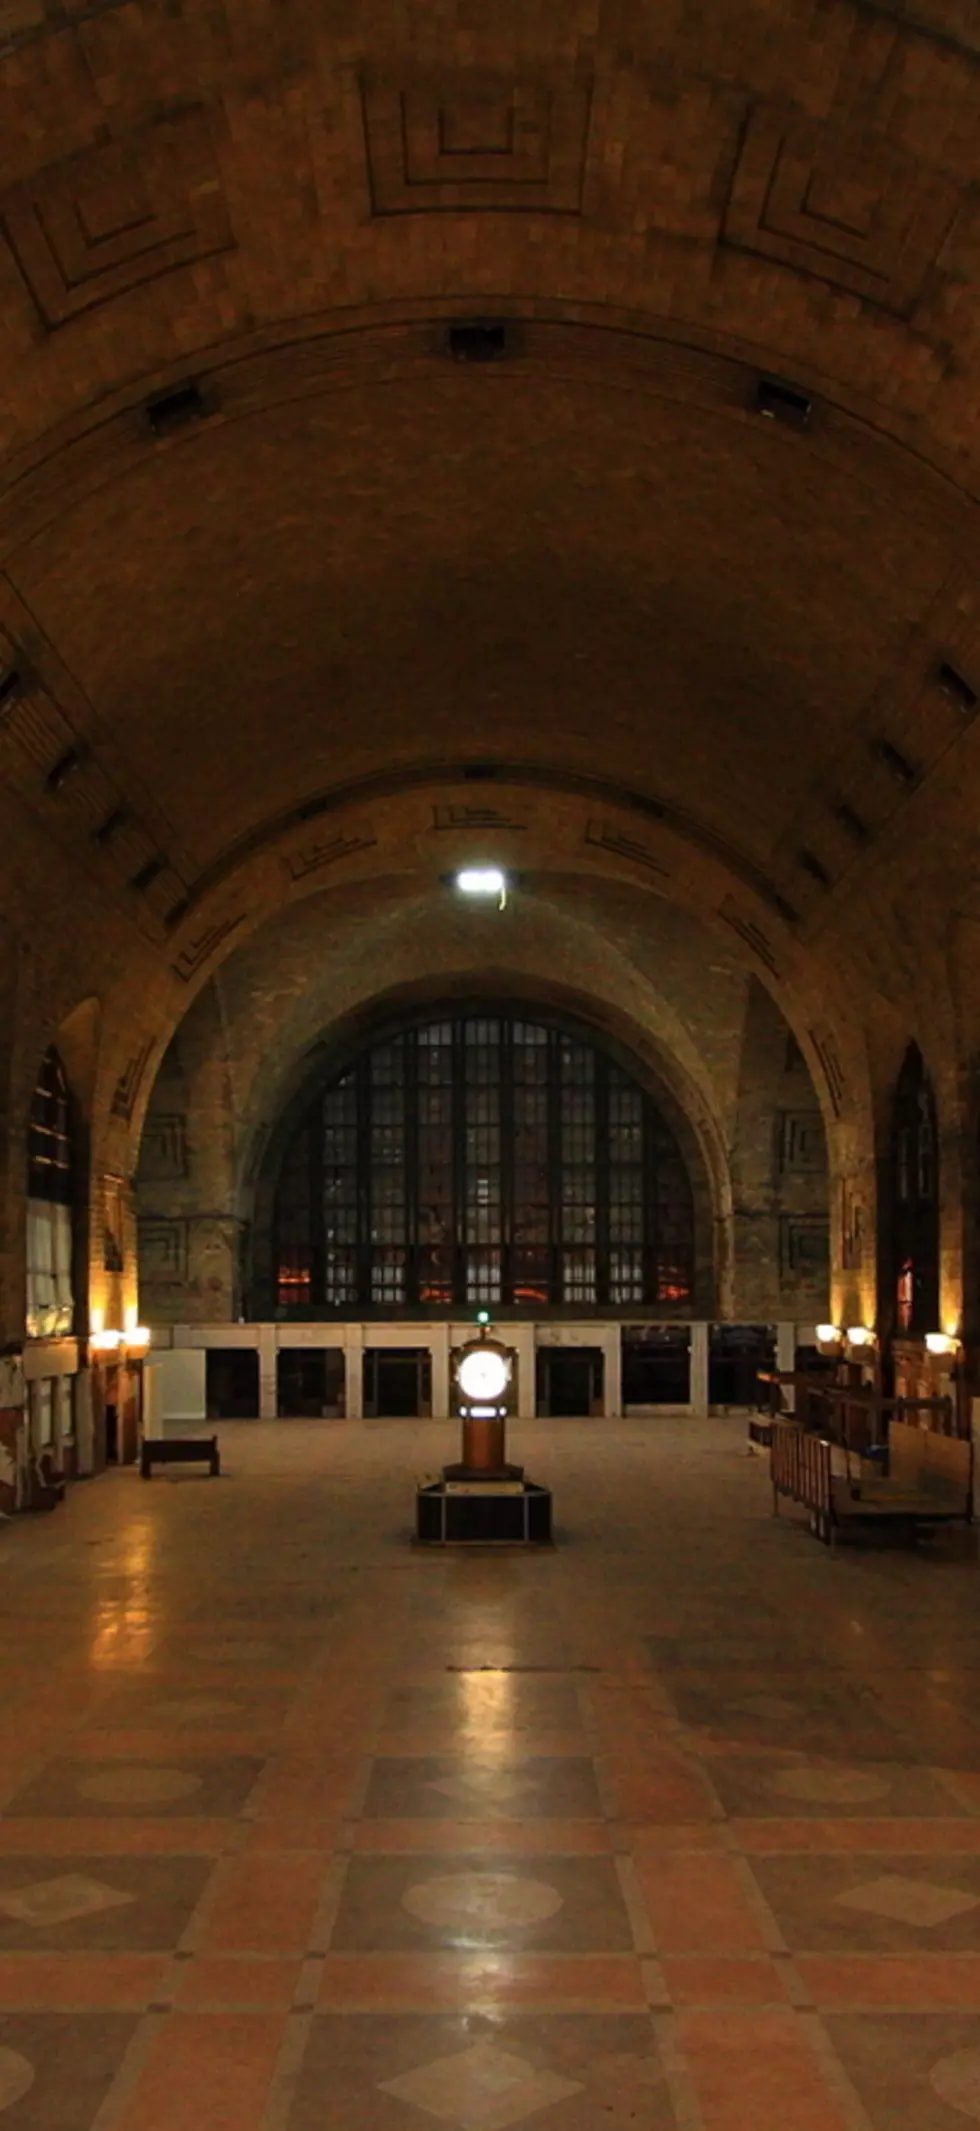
454,867,508,908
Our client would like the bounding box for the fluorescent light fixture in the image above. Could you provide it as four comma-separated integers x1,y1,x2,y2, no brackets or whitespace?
454,866,507,907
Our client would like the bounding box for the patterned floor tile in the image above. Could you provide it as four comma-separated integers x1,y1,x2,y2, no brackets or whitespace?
0,1855,210,1950
2,1757,263,1819
286,2013,673,2129
0,2013,136,2128
749,1854,980,1953
329,1855,635,1953
827,2013,980,2129
362,1757,602,1820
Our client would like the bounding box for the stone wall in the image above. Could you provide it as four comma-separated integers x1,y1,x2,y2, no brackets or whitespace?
136,885,829,1325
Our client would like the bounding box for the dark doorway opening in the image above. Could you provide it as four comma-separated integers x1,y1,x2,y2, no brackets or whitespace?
104,1399,119,1464
206,1348,259,1419
709,1325,775,1409
622,1327,691,1408
536,1347,604,1417
276,1347,345,1417
364,1348,432,1418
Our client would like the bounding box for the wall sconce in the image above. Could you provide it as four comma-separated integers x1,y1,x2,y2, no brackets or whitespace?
91,1329,122,1353
815,1324,844,1349
846,1326,876,1347
925,1332,960,1357
124,1326,152,1355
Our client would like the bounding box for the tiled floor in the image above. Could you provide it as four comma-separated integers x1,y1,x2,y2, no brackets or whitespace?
1,1415,980,2127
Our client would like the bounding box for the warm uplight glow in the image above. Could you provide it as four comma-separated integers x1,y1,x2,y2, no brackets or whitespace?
925,1331,959,1356
846,1325,876,1347
455,867,507,906
91,1328,122,1352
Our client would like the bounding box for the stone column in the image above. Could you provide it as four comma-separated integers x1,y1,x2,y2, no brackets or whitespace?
690,1322,709,1416
74,1364,95,1475
429,1325,451,1421
54,1377,69,1463
345,1326,364,1420
776,1322,796,1413
257,1325,277,1420
509,1325,537,1416
601,1326,622,1417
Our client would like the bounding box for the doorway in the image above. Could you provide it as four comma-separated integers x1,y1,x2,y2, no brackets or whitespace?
364,1347,432,1418
708,1325,776,1410
536,1347,604,1417
277,1348,345,1416
622,1327,691,1409
206,1348,260,1419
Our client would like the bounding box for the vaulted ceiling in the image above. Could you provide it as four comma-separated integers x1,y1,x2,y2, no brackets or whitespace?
1,0,979,1130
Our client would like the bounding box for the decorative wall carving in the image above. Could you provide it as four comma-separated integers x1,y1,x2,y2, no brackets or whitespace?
723,101,958,316
137,1216,188,1283
1,108,234,331
110,1040,154,1122
172,913,246,982
809,1027,845,1116
361,69,593,215
780,1213,830,1280
432,803,527,832
584,821,670,878
285,832,377,884
841,1178,864,1271
777,1110,826,1174
138,1111,188,1182
718,897,779,976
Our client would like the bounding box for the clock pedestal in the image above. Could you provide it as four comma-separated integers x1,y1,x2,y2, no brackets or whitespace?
414,1337,552,1546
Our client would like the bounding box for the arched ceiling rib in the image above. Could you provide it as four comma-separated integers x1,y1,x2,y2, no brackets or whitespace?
1,0,979,1081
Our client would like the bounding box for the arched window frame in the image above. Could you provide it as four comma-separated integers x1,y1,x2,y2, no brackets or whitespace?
26,1048,75,1340
271,1007,696,1317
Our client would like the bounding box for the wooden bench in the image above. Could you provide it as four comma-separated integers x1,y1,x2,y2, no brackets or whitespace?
770,1416,972,1547
140,1435,220,1479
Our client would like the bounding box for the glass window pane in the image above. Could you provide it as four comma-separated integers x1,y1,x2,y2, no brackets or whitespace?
273,1009,694,1313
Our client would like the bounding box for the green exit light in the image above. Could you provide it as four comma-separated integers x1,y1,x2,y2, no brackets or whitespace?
476,1309,490,1326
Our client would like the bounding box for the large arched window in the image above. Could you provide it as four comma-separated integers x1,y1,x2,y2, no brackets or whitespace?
272,1008,695,1314
26,1048,75,1339
891,1042,939,1337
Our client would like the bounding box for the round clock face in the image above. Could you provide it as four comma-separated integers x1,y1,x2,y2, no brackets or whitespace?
457,1345,511,1402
